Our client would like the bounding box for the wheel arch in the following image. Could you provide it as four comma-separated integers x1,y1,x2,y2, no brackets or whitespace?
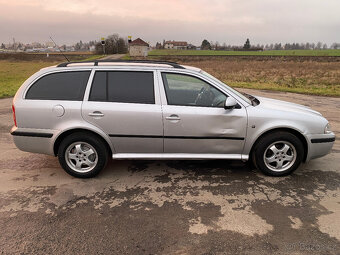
53,128,113,157
249,127,308,163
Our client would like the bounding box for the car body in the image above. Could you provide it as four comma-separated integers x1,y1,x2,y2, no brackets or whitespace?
10,60,335,177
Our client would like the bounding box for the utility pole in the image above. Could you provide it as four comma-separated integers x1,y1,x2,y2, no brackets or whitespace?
13,38,16,51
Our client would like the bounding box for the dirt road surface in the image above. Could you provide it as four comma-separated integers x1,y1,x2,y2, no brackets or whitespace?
0,89,339,254
100,54,126,60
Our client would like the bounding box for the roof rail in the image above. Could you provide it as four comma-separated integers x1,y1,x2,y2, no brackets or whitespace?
56,59,185,69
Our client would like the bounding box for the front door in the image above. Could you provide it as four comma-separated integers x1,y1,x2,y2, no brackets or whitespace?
82,70,163,153
160,72,247,155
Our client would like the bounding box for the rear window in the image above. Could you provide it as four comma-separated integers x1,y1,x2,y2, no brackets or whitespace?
26,71,90,101
89,71,154,104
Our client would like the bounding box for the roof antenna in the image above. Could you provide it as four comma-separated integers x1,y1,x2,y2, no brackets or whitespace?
49,36,70,62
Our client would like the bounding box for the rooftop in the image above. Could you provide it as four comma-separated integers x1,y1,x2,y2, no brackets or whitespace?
129,38,149,47
164,40,188,46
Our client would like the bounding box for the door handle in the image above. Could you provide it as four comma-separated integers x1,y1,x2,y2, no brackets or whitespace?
166,115,180,121
88,111,104,117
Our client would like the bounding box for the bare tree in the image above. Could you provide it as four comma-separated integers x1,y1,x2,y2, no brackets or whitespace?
305,42,310,50
316,42,322,50
95,34,128,54
331,43,339,49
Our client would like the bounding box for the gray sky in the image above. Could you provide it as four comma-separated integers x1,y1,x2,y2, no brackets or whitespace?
0,0,339,46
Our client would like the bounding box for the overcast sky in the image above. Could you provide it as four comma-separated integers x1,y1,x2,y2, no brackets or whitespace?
0,0,339,46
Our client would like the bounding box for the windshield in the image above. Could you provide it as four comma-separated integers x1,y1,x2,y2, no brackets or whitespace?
201,70,252,105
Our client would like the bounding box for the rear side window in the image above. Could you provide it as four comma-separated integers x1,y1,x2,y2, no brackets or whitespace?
89,71,154,104
26,71,90,101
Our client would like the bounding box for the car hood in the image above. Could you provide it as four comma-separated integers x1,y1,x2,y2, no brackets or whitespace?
256,96,322,116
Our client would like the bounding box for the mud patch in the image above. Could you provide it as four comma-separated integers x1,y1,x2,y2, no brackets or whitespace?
0,161,339,254
317,189,340,241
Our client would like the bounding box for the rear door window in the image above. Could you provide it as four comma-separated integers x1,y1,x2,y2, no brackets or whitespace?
26,71,90,101
89,71,107,101
89,71,155,104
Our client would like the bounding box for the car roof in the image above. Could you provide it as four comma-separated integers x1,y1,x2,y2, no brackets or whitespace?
40,60,202,75
57,60,185,69
27,60,250,107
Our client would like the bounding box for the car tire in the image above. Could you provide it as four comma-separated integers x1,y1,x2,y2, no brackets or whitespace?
253,131,304,176
58,132,108,178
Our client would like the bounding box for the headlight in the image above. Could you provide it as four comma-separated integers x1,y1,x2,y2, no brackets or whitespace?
324,123,332,134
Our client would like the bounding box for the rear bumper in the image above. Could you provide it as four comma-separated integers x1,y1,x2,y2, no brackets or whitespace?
306,133,335,161
10,126,56,156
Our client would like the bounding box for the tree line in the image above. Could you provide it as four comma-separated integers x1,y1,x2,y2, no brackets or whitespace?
67,34,129,54
59,34,129,54
201,39,340,51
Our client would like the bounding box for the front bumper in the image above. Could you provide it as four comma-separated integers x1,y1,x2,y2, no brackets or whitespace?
306,133,335,161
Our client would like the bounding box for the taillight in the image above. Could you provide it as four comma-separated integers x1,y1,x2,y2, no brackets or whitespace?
12,104,17,127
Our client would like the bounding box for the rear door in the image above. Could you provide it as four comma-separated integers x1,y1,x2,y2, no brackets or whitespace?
159,71,247,155
82,69,163,153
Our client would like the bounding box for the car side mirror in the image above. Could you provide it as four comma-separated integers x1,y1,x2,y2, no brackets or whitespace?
224,97,237,110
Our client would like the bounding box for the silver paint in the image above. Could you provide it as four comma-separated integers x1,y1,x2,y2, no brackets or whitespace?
11,63,335,164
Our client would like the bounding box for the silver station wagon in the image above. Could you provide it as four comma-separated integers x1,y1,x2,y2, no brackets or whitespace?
11,60,335,178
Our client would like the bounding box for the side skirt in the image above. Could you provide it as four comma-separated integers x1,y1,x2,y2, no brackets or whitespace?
112,153,249,161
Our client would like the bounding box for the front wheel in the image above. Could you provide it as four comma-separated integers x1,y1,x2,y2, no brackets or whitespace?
253,131,304,176
58,132,108,178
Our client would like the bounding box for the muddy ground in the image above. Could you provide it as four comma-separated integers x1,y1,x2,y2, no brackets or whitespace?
0,89,339,255
0,53,94,62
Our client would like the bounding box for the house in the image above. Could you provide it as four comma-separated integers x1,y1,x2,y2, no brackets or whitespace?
164,40,188,50
187,44,197,50
129,38,149,57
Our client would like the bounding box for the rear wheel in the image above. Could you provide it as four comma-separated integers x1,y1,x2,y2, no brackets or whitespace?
58,132,108,178
253,131,304,176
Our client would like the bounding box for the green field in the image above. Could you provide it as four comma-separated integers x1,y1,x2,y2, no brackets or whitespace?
149,49,340,56
0,55,102,98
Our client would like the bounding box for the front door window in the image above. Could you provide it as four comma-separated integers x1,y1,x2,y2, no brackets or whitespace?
161,73,227,108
